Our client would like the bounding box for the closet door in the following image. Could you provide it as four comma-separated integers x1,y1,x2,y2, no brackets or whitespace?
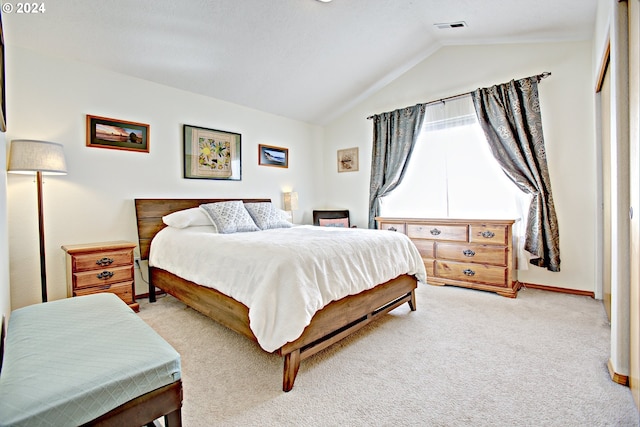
601,54,613,323
628,0,639,410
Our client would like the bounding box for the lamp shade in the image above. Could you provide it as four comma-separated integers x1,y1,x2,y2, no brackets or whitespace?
283,191,299,211
8,140,67,175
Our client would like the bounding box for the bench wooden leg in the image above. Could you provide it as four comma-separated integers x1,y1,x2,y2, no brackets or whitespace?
283,349,301,392
164,408,182,427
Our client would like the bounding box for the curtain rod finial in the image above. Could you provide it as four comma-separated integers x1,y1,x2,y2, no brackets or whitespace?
537,71,551,82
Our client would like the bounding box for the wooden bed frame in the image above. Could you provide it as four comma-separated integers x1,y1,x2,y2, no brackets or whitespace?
135,198,418,392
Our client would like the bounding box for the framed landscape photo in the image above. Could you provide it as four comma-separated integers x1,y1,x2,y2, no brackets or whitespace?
0,13,6,132
184,124,242,180
258,144,288,168
337,147,359,172
86,115,149,153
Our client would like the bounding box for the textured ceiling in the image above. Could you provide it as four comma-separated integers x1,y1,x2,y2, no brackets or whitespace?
2,0,597,125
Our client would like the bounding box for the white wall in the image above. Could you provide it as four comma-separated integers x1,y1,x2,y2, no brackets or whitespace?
322,41,596,292
6,47,324,309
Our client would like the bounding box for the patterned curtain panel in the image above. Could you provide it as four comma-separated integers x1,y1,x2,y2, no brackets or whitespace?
471,77,561,272
368,104,426,228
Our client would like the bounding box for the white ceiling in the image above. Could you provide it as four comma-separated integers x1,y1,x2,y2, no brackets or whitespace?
3,0,597,125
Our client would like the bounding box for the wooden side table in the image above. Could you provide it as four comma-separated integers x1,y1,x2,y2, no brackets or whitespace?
61,241,139,312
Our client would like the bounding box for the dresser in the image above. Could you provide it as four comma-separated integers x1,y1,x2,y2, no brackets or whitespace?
376,217,520,298
61,241,139,311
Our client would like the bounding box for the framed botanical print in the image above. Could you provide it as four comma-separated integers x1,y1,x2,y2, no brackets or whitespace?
183,124,241,180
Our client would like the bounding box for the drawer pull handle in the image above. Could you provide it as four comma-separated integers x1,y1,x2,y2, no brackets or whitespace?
463,249,475,257
387,226,397,232
463,269,475,276
430,228,441,236
481,231,495,238
96,257,114,266
97,271,114,280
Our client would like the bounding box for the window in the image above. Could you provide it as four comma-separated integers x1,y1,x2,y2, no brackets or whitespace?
379,95,530,265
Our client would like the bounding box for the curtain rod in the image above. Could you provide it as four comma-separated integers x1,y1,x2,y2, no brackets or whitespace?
366,71,551,120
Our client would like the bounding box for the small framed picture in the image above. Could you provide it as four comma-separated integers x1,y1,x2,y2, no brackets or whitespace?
86,115,149,153
183,124,241,180
337,147,359,172
258,144,288,168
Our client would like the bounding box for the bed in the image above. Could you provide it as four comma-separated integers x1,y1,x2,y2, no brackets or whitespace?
135,198,426,391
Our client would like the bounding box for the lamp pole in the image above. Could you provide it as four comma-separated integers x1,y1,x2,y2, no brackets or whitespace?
36,171,47,302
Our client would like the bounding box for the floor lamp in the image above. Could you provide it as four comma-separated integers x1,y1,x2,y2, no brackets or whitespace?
8,140,67,303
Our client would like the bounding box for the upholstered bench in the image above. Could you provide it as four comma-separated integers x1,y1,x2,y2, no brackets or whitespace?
0,293,182,426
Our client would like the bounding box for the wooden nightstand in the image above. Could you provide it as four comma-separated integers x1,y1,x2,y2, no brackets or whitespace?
61,241,139,312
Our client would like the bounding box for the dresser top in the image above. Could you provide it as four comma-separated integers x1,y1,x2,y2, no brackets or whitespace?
375,217,516,225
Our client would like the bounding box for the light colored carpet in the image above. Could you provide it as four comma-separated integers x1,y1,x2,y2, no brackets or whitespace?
138,284,640,426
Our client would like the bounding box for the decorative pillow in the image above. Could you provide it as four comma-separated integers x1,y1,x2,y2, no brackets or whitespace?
244,202,292,230
200,201,259,234
319,218,349,228
162,207,215,230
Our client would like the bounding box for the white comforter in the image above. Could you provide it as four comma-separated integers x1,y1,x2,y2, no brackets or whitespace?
149,225,426,352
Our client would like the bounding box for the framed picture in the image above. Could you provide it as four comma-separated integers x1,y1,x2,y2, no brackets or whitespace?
337,147,359,172
0,13,6,132
184,124,241,180
86,115,149,153
258,144,288,168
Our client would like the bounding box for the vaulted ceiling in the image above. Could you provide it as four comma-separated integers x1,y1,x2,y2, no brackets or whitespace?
3,0,597,125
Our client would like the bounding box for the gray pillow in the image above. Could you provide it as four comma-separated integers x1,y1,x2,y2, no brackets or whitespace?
244,202,292,230
200,201,259,234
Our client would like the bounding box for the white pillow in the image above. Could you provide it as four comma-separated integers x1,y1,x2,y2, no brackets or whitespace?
200,201,260,234
244,202,292,230
162,207,214,229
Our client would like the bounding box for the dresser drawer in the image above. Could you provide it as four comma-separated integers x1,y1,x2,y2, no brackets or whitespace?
407,224,467,241
412,240,435,258
436,242,507,266
435,260,508,287
469,224,509,245
71,249,134,272
423,259,435,277
73,265,134,289
379,222,406,234
73,281,134,304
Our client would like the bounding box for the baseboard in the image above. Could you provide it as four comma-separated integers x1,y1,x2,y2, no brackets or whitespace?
520,282,595,298
608,359,630,386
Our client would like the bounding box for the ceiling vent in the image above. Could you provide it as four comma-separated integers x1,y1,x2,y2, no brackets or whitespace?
434,21,467,30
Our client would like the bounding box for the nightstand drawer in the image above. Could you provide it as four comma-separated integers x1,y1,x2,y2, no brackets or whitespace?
435,260,508,287
436,242,507,266
73,281,134,303
71,249,133,272
73,265,133,289
407,224,467,241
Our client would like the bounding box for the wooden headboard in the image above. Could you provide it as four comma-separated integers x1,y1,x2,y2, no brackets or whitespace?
134,198,270,260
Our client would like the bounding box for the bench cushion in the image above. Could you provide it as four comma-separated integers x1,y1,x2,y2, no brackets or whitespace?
0,293,181,427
